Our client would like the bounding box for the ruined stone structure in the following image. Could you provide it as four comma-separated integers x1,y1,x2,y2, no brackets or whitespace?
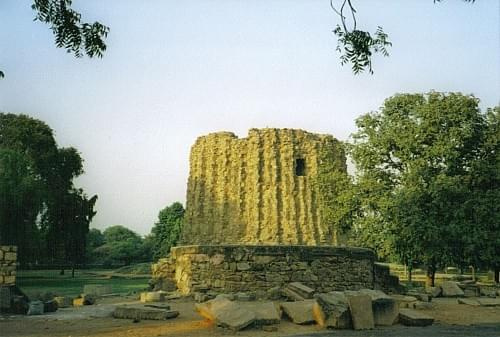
0,246,16,286
180,128,346,245
152,245,400,295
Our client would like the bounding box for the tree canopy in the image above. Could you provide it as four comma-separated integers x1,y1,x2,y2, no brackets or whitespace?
0,113,97,268
149,202,185,260
349,92,499,284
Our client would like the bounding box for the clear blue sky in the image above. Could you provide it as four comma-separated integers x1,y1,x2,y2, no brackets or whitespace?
0,1,498,235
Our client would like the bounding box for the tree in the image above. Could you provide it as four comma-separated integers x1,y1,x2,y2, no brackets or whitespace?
350,92,495,286
0,113,97,268
95,225,147,265
150,202,185,261
1,0,109,78
314,139,359,245
330,0,476,74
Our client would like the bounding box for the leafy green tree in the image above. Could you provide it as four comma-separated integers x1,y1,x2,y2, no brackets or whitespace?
86,228,105,263
150,202,185,260
1,0,109,78
330,0,476,74
315,140,359,244
0,113,97,269
350,92,495,286
95,225,147,265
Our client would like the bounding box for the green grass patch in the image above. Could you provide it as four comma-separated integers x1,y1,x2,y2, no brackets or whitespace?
17,269,150,299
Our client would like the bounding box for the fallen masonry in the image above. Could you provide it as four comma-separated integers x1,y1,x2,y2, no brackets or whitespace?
113,305,179,320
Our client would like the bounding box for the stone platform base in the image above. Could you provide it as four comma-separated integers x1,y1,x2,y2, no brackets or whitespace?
152,245,398,295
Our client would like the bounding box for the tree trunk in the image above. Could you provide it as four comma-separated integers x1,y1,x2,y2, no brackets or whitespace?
59,269,65,275
71,265,75,278
426,265,436,287
495,266,500,284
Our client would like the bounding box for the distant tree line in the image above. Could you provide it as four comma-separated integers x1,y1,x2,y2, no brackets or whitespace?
86,202,185,266
324,92,499,285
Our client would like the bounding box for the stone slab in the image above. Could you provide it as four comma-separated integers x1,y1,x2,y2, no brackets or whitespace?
359,289,398,326
113,305,179,320
195,298,256,331
458,298,480,306
27,301,44,315
287,282,315,299
313,292,351,329
399,308,434,326
239,301,281,325
280,299,316,325
140,291,166,303
282,288,306,301
477,298,500,307
346,294,375,330
54,296,73,308
440,281,465,297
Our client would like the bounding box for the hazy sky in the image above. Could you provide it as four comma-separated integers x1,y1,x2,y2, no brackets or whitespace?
0,1,498,236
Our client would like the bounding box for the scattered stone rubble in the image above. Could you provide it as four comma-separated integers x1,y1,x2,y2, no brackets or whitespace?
192,282,438,332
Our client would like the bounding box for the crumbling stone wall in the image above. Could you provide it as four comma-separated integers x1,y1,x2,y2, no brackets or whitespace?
181,128,346,245
0,246,17,285
152,245,375,295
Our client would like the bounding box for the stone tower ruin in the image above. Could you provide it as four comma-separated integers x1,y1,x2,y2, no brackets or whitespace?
180,128,347,245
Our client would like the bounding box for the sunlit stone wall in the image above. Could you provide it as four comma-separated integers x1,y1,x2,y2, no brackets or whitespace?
180,128,346,245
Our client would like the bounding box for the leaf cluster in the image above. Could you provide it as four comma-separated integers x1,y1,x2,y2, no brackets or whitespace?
32,0,109,58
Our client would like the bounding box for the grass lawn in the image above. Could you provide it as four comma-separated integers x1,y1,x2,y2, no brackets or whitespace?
17,269,151,298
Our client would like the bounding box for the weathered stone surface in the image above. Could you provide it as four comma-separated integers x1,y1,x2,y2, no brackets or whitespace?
180,129,347,246
73,294,95,306
281,299,316,325
412,301,433,310
313,295,351,329
477,298,500,307
239,302,281,325
346,294,375,330
441,281,465,297
154,245,376,296
54,296,73,308
27,301,44,315
391,295,418,308
287,282,315,299
282,287,306,301
197,298,256,331
140,291,165,303
399,308,434,326
480,286,497,298
359,289,398,326
83,284,112,296
458,298,480,306
426,287,442,298
313,292,351,329
113,305,179,320
0,247,17,287
262,325,279,332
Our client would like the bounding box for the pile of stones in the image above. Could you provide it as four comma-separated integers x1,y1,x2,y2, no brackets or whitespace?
193,282,435,332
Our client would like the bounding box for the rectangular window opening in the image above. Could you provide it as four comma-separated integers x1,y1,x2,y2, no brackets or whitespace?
295,158,306,176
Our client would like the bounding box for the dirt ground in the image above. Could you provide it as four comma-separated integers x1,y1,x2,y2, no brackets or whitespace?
1,296,499,337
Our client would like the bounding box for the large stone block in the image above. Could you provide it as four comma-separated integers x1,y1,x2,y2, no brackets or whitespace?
346,294,375,330
359,289,398,326
280,299,316,325
313,292,351,329
440,281,465,297
399,308,434,326
113,305,179,320
195,298,256,331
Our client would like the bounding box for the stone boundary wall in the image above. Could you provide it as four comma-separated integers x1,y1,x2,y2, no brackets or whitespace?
0,246,17,285
152,245,378,295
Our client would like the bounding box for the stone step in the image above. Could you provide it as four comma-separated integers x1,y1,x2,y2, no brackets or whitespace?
281,288,306,301
287,282,315,299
